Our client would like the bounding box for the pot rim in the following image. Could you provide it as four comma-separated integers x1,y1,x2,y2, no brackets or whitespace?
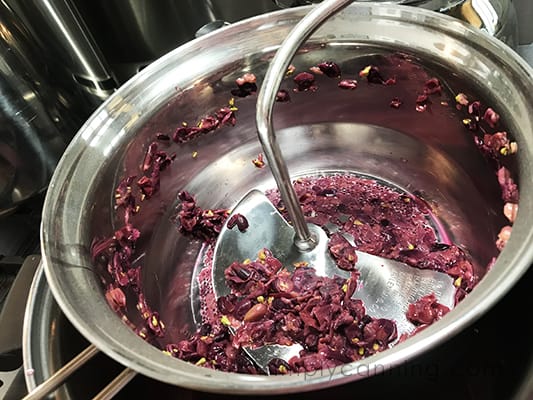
40,3,533,394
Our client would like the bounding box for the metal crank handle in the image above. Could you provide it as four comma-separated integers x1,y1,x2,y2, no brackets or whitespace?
255,0,353,251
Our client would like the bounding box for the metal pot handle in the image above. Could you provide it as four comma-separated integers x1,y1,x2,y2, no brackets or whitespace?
21,345,136,400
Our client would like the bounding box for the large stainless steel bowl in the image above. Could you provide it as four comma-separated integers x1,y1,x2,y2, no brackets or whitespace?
40,3,533,395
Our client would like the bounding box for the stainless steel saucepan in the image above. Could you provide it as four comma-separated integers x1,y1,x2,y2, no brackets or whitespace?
39,3,533,395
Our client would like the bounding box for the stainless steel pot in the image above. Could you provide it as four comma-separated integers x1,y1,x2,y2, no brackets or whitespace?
40,3,533,395
0,0,116,216
0,3,83,215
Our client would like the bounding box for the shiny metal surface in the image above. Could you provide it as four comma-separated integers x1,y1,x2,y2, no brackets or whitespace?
72,0,282,82
5,0,118,104
73,0,280,60
0,3,81,215
23,265,70,399
213,189,455,339
71,0,516,84
40,3,533,395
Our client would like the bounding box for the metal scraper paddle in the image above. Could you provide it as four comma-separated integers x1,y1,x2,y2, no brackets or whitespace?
211,0,456,373
212,190,456,372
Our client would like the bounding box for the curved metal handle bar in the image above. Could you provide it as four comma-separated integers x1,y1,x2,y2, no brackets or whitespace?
22,344,99,400
256,0,353,251
22,343,136,400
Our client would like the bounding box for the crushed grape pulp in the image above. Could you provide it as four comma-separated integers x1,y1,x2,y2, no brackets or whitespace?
182,173,470,374
91,55,519,376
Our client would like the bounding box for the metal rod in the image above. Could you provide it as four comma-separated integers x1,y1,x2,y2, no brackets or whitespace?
22,343,99,400
255,0,353,251
92,368,137,400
